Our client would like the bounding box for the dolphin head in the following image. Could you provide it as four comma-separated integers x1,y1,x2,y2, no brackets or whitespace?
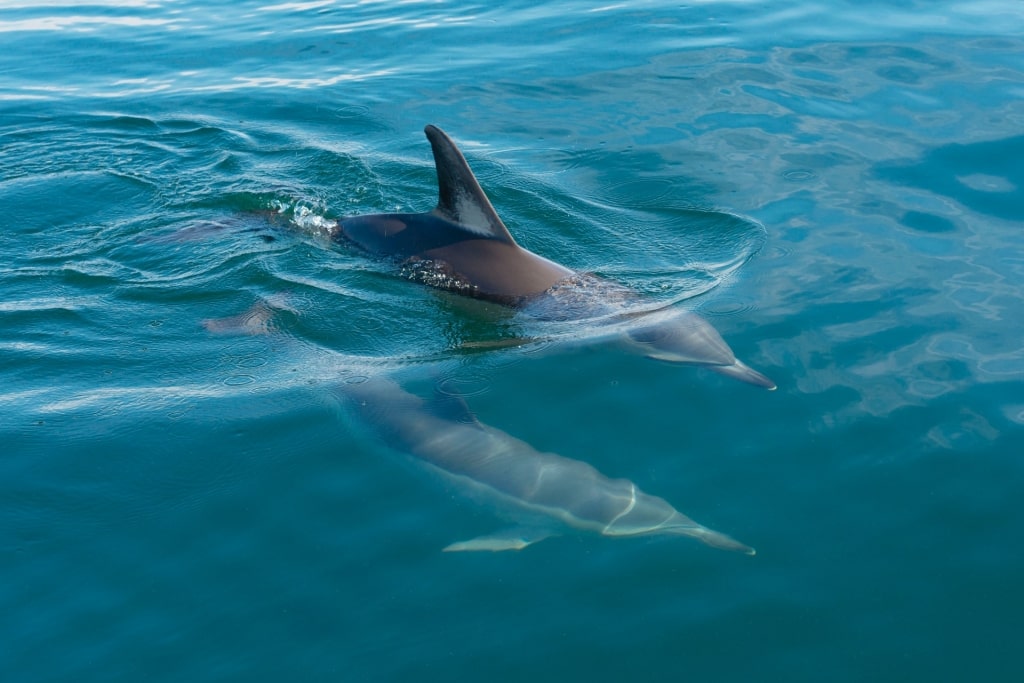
624,309,776,390
603,489,756,555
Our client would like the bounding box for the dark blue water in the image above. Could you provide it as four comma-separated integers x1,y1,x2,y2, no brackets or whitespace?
3,2,1023,681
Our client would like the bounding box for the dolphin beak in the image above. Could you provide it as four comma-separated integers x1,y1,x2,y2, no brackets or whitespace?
691,527,757,556
709,359,777,390
645,350,777,390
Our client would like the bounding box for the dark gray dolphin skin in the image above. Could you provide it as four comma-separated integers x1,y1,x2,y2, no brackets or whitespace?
342,376,754,554
335,125,775,389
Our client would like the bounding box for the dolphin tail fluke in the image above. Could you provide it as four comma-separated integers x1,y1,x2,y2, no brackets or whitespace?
443,527,556,552
709,359,777,390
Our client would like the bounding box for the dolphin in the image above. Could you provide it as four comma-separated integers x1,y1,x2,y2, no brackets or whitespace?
332,125,775,389
341,376,754,555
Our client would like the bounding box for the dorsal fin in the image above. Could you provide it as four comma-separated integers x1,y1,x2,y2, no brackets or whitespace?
426,387,484,429
424,124,517,244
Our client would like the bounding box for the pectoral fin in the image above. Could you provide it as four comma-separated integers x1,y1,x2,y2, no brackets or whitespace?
202,302,276,336
442,528,556,552
459,337,540,352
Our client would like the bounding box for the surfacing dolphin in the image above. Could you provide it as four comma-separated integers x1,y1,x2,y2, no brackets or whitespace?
341,376,754,555
333,125,775,389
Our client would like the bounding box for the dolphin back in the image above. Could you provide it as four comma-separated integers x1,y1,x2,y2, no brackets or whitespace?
334,125,573,302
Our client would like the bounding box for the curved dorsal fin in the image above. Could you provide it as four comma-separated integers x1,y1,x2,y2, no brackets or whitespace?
424,124,517,244
426,388,484,430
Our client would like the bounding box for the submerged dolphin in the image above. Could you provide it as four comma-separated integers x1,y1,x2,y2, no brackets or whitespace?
333,125,775,389
341,376,754,555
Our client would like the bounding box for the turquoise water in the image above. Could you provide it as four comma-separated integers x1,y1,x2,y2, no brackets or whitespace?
3,1,1024,681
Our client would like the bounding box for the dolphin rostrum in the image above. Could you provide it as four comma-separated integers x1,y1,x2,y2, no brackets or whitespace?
333,125,775,389
341,376,754,555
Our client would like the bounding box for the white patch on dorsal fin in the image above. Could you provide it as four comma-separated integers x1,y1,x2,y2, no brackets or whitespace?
424,124,518,244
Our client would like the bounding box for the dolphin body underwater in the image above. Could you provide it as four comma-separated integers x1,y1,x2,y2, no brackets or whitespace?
332,125,775,389
341,377,755,554
205,126,768,554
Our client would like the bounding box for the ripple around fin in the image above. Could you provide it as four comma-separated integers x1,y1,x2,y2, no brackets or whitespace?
91,114,161,132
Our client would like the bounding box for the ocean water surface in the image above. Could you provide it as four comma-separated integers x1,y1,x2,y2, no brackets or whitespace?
2,1,1023,681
